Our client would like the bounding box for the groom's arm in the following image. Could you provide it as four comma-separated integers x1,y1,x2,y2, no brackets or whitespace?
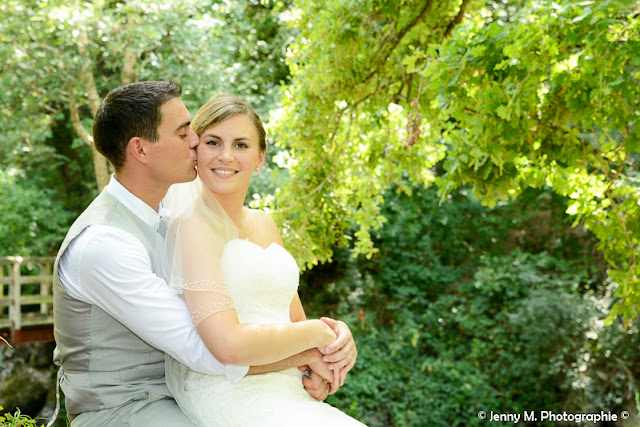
247,348,322,375
247,347,336,403
62,226,249,380
247,348,334,402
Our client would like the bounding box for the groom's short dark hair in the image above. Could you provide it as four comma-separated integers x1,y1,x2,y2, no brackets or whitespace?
93,81,182,172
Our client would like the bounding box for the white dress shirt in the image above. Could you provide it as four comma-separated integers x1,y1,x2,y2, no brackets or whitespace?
58,176,248,381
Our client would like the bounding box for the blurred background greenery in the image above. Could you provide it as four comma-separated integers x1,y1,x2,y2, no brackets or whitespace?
1,0,639,425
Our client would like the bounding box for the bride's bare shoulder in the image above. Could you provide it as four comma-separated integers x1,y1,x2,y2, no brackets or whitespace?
244,208,282,244
245,208,277,229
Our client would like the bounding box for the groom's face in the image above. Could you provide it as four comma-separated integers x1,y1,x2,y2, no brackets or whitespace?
145,97,199,186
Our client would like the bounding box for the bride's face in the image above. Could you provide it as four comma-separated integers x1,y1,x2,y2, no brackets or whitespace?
197,114,265,197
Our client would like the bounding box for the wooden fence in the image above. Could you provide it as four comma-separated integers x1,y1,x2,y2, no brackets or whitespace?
0,256,56,345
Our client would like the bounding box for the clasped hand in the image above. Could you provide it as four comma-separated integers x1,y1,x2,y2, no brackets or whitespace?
299,317,358,401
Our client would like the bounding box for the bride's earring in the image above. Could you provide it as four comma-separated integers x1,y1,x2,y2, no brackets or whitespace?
255,167,261,172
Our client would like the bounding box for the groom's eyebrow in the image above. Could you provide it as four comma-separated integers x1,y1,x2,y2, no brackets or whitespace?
174,121,191,132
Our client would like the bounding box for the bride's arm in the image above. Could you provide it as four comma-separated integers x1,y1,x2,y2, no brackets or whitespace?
242,294,325,376
178,213,336,366
193,308,335,365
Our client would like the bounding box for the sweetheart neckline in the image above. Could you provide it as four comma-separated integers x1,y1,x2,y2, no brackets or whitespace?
228,238,280,251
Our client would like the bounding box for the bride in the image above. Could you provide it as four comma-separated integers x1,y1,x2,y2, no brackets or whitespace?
163,94,367,426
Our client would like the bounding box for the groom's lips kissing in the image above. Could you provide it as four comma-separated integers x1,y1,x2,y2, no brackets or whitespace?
212,167,238,178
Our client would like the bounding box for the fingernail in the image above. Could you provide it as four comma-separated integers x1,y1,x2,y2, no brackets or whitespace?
322,357,328,362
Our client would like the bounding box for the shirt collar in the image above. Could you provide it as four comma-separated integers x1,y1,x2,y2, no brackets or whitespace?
105,175,162,231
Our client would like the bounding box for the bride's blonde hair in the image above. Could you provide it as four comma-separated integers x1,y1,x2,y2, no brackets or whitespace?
191,94,266,152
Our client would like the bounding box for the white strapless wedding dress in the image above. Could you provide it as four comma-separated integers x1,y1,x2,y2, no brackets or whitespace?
165,239,366,426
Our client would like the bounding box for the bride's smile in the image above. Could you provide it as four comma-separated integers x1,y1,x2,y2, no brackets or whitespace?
212,168,237,176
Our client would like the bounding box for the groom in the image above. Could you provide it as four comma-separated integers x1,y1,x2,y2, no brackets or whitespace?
52,81,357,426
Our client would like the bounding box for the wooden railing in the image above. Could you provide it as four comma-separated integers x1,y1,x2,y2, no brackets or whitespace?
0,256,55,345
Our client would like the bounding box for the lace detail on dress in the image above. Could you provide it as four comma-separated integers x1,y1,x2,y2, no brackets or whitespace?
170,277,232,292
188,291,235,325
173,278,235,325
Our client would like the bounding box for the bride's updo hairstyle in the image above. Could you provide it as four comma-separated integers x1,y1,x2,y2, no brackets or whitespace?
191,94,266,152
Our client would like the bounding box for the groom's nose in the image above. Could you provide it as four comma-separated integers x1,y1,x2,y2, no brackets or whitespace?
187,128,199,149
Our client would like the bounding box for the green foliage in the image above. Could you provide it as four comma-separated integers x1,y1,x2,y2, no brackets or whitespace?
266,0,640,322
303,184,638,426
427,0,640,322
0,114,97,257
362,184,514,304
0,0,295,256
216,0,296,118
0,0,293,159
267,0,466,268
0,406,41,427
0,170,73,257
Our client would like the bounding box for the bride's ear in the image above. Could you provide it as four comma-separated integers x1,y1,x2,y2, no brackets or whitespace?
255,151,266,172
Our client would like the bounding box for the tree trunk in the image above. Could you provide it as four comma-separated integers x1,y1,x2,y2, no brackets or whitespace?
91,146,110,191
71,32,138,191
73,31,112,191
69,84,110,191
121,48,138,86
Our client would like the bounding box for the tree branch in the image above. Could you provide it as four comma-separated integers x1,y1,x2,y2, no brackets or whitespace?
77,31,101,115
120,48,138,86
603,150,630,196
69,85,94,147
75,30,110,190
444,0,472,38
362,0,435,83
393,0,435,52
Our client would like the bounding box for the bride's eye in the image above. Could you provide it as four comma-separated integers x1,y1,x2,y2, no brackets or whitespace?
235,142,248,149
206,140,221,146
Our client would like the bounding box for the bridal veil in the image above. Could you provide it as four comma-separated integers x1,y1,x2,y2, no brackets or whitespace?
163,179,239,325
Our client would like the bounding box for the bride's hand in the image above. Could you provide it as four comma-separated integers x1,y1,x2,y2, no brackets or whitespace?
313,319,338,352
319,317,358,387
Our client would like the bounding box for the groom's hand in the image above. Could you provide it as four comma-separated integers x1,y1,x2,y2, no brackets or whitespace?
298,365,335,401
319,317,358,387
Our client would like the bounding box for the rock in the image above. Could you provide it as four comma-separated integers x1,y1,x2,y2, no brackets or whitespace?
0,363,49,418
12,342,56,370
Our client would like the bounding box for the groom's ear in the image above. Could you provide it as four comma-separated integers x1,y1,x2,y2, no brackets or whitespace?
127,137,150,165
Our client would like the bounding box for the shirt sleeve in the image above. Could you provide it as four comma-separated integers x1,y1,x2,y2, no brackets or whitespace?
59,225,249,381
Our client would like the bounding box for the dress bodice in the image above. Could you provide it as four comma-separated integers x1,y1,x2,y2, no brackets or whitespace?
221,239,299,325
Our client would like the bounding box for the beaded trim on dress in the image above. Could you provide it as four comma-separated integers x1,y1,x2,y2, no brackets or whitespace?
169,277,235,325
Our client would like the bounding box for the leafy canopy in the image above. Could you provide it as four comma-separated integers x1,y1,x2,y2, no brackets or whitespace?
267,0,640,321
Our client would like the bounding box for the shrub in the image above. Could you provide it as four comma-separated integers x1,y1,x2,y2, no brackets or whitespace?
304,184,638,425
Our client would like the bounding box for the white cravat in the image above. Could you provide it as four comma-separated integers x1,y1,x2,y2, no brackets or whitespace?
57,175,248,381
